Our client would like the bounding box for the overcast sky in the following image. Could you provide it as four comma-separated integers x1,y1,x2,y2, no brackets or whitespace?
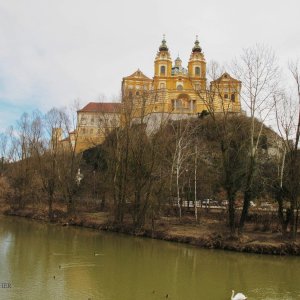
0,0,299,131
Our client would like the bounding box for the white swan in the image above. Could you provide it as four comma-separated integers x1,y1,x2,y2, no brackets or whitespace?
231,290,247,300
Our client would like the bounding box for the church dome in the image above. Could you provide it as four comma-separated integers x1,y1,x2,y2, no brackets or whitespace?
192,36,202,53
159,35,169,51
175,56,182,67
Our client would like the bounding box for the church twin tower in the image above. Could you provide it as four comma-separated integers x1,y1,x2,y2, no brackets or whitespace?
64,36,242,153
122,36,241,119
154,35,206,91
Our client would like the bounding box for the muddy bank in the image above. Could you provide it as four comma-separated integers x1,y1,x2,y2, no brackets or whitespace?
3,208,300,256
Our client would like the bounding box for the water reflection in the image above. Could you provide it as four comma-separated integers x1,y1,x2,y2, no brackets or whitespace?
0,216,300,299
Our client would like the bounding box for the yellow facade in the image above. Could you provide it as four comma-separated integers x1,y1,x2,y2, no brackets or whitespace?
62,37,242,153
122,36,241,120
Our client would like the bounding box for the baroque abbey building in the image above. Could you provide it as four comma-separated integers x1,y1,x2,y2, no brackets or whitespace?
121,36,241,127
60,37,242,152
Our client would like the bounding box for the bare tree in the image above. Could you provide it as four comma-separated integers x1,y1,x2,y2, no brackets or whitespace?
55,104,82,214
231,45,280,233
169,119,194,220
194,145,198,221
274,60,300,239
6,112,43,209
0,132,8,172
194,62,247,235
30,108,66,218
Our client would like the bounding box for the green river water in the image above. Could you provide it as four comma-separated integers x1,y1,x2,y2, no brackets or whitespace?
0,215,300,300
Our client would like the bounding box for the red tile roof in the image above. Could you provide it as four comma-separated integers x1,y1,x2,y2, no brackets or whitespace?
78,102,122,113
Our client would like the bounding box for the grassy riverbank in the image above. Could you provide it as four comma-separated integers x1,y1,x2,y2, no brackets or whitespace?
1,202,299,256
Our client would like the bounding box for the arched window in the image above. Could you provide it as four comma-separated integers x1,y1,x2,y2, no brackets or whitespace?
231,94,235,102
192,100,196,111
176,99,183,108
129,91,133,99
136,91,140,96
171,99,175,110
160,65,166,75
195,66,200,76
177,84,183,91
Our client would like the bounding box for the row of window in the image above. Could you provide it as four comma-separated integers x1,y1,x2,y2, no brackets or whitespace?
128,83,203,94
224,94,236,102
127,88,236,102
80,128,102,135
160,66,201,76
160,83,200,91
128,91,141,98
80,116,117,125
127,85,149,90
129,83,185,93
159,83,184,90
127,81,203,92
80,117,95,125
171,99,196,110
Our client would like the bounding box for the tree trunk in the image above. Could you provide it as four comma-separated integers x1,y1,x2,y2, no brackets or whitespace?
48,194,53,219
239,157,255,233
290,197,296,240
100,194,105,211
228,191,236,236
276,188,288,236
239,189,251,234
176,166,182,220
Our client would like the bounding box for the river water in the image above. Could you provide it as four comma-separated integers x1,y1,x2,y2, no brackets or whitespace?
0,216,300,300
